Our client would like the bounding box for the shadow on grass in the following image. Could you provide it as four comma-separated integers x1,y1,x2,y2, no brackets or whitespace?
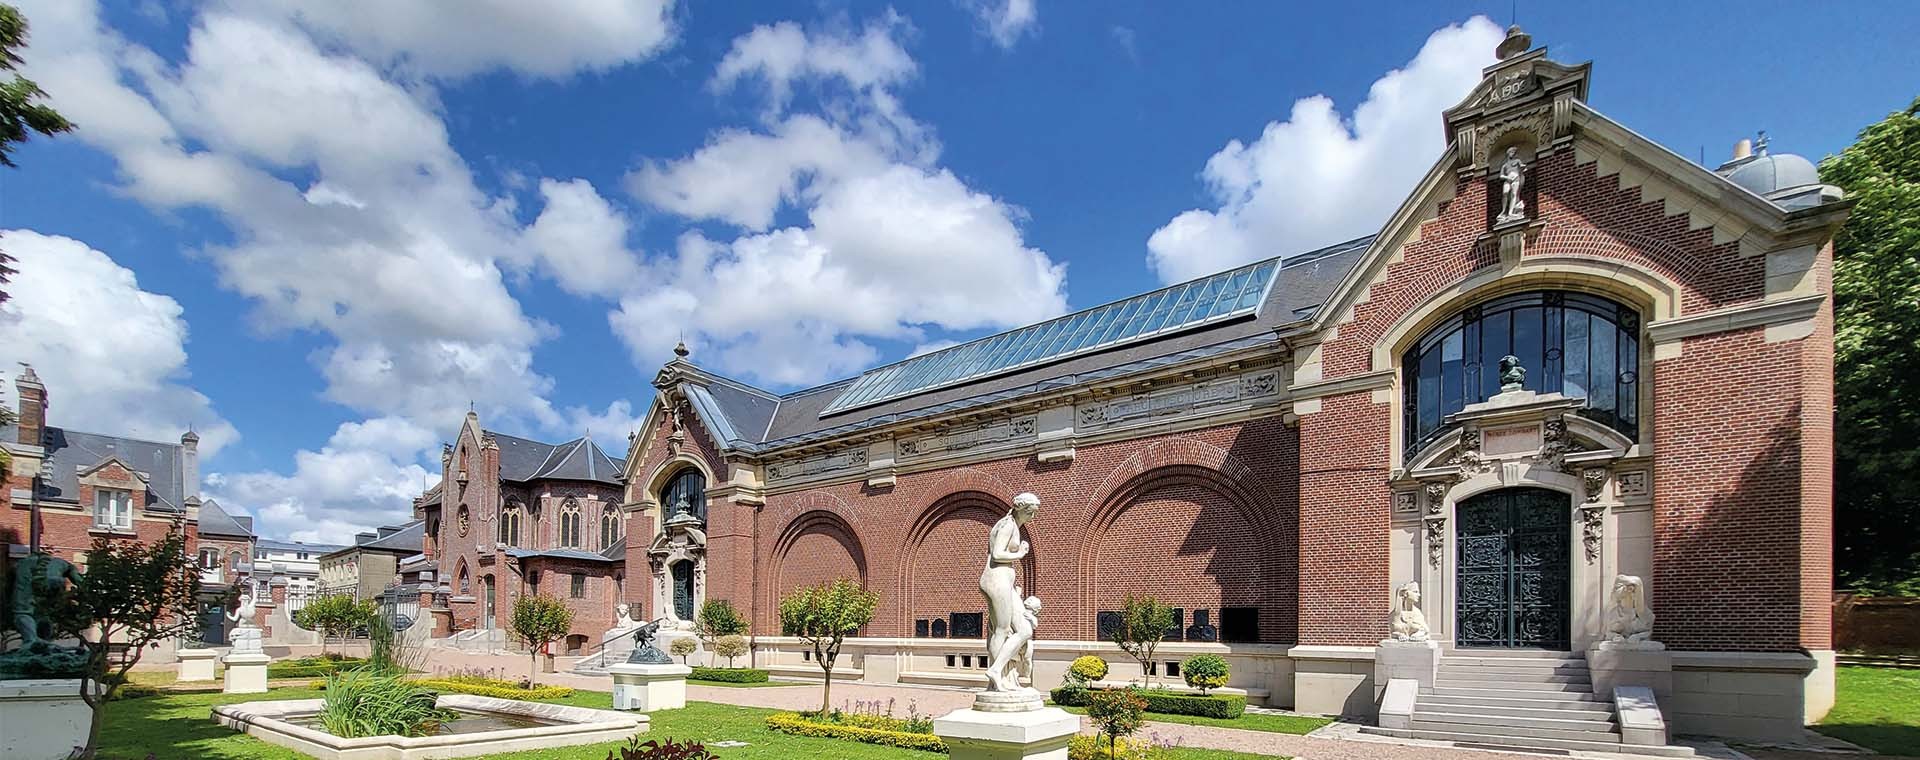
1811,667,1920,756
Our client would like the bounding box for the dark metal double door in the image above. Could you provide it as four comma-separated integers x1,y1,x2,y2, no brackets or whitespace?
1456,487,1570,649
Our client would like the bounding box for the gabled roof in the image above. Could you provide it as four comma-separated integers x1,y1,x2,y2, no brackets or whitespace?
3,424,191,511
656,234,1371,451
486,431,626,485
197,499,255,540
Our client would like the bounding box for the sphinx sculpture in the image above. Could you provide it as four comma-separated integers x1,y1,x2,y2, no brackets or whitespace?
1388,581,1430,642
981,493,1040,695
1604,574,1659,647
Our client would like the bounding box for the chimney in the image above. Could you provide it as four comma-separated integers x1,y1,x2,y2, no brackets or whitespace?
14,364,46,447
1732,138,1753,161
355,531,377,545
180,429,201,502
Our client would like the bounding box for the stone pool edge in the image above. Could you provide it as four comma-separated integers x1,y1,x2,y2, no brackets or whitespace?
211,694,648,760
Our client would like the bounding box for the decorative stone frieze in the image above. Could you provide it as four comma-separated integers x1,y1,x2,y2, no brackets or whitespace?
766,447,868,482
1582,468,1608,502
1076,370,1281,431
898,416,1037,459
1424,518,1446,569
1617,470,1649,498
1422,481,1449,515
1581,504,1605,564
1394,490,1417,517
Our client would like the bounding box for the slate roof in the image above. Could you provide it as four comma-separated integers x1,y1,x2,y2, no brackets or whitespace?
2,424,191,511
325,520,426,558
669,234,1373,451
196,499,255,539
505,546,620,563
486,432,625,485
256,538,346,555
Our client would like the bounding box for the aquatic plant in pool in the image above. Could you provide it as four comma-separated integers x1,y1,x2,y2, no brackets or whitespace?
318,670,456,738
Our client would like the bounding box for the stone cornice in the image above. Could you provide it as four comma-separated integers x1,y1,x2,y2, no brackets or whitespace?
1645,293,1824,345
1287,369,1395,402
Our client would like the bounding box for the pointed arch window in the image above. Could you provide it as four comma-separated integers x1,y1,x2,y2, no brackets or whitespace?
1402,290,1640,458
600,509,622,549
457,562,471,595
499,503,523,547
661,469,707,525
559,498,583,549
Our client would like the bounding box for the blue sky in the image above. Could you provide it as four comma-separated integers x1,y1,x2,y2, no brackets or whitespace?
3,1,1914,542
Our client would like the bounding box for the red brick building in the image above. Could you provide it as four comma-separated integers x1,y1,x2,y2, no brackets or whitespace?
422,30,1843,744
413,411,628,655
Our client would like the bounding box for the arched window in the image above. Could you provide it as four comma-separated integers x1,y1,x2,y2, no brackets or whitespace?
1402,290,1640,457
499,504,523,547
661,469,707,524
601,509,622,548
559,499,582,549
457,562,471,595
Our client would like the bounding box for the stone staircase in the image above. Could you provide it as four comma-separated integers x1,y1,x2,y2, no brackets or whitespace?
1369,650,1693,757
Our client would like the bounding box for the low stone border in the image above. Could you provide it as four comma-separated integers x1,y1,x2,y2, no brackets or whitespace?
211,693,646,760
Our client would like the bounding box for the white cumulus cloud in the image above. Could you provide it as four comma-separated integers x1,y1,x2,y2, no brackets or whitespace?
1145,16,1501,283
960,0,1037,49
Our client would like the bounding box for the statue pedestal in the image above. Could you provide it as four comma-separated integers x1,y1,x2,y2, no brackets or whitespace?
1588,641,1671,698
1374,639,1440,698
223,652,271,694
608,663,690,711
0,679,92,760
934,702,1078,760
177,648,219,682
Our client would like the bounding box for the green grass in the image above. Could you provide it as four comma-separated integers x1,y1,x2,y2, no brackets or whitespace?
1813,666,1920,754
1057,704,1330,735
687,678,804,688
98,685,1294,759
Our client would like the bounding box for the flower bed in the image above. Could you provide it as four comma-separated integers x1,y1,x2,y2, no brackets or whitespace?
267,656,368,679
764,711,947,753
412,676,576,700
688,666,770,683
1051,687,1246,719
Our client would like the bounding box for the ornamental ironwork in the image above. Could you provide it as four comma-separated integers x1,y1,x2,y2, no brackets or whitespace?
1455,487,1570,649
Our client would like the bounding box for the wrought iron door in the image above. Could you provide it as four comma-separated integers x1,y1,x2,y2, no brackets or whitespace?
672,561,695,620
1456,487,1570,648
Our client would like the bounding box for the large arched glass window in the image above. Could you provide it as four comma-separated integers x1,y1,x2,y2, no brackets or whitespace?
601,510,622,548
499,504,523,547
661,469,707,524
1403,290,1640,458
559,499,582,549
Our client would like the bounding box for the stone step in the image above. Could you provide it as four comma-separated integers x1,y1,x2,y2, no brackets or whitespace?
1434,669,1591,685
1413,709,1618,733
1420,693,1613,713
1438,663,1591,678
1412,718,1620,743
1430,682,1600,699
1442,655,1588,669
1451,649,1577,659
1392,728,1696,757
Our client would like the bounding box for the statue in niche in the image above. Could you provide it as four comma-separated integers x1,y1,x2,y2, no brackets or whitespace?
1388,582,1430,642
1604,574,1659,646
981,493,1039,693
1496,146,1530,224
1499,355,1526,393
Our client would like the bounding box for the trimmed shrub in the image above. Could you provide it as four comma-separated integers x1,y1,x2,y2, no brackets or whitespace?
1182,654,1230,694
1067,655,1109,684
1050,687,1246,719
765,712,947,753
1067,733,1155,760
412,677,576,700
268,656,368,679
688,666,770,683
712,634,749,668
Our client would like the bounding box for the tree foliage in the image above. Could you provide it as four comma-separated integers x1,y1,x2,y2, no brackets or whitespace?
68,519,202,758
1108,593,1175,687
509,593,573,687
1182,654,1230,694
712,634,749,668
1085,687,1148,758
669,635,697,664
695,598,748,643
1826,96,1920,594
293,594,376,655
0,3,77,305
778,578,877,712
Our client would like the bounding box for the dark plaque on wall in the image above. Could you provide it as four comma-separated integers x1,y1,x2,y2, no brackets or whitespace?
931,618,948,638
1164,608,1184,642
1096,611,1123,641
1221,607,1259,643
915,619,930,638
949,612,984,639
1186,609,1219,643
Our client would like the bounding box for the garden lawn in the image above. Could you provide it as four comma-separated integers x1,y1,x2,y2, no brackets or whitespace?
687,678,804,688
100,686,1291,759
1813,666,1920,755
1057,704,1331,735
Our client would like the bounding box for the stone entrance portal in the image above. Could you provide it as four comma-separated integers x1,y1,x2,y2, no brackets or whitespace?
1456,487,1569,649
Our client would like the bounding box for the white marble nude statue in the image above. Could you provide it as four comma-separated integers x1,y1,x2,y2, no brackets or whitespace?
981,493,1039,692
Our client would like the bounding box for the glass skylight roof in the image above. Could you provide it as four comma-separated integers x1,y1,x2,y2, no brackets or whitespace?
820,257,1283,416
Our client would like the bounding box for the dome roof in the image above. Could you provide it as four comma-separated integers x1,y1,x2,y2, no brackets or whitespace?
1723,152,1821,196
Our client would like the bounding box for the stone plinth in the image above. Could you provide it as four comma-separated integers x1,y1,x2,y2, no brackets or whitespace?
972,688,1044,713
224,652,271,694
1373,639,1439,697
178,648,218,682
608,663,690,711
934,705,1078,760
1588,641,1671,697
1,679,91,760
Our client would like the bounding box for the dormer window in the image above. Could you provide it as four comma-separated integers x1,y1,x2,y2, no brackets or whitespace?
93,488,132,530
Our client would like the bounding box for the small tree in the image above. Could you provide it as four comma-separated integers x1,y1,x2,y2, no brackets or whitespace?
1086,686,1147,759
695,598,748,644
669,636,697,664
1109,594,1175,688
509,594,573,687
294,594,375,656
70,519,201,758
712,634,748,668
1182,654,1229,695
778,578,878,713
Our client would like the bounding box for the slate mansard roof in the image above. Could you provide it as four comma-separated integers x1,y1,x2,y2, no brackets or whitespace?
3,424,193,511
667,234,1375,452
485,432,626,486
323,520,427,559
196,499,255,539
